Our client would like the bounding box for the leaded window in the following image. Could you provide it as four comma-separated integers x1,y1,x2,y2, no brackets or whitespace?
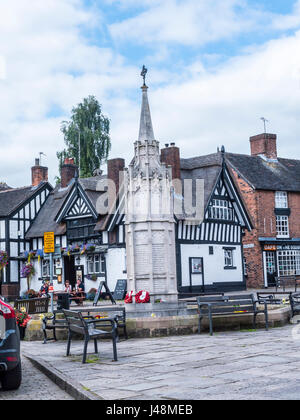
208,199,233,221
276,215,289,238
67,217,97,242
87,254,105,274
278,251,300,276
275,191,288,209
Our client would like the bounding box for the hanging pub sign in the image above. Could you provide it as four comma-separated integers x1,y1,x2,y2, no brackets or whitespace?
44,232,55,254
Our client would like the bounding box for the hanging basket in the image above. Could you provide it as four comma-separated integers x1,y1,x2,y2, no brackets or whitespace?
0,251,8,271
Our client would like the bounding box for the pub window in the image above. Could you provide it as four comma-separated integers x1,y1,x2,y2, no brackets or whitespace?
67,217,97,242
224,248,236,269
278,250,300,276
87,254,105,274
276,215,289,238
208,199,233,221
41,259,55,278
275,191,288,209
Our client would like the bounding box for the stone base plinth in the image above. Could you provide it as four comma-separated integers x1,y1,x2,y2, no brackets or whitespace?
125,301,188,318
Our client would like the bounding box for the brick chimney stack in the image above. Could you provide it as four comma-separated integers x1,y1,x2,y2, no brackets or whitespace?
31,158,48,187
61,158,78,188
160,143,181,180
107,158,125,198
250,133,277,159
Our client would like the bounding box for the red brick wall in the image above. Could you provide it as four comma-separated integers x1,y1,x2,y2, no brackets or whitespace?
250,134,277,159
288,192,300,237
160,146,181,180
230,166,300,288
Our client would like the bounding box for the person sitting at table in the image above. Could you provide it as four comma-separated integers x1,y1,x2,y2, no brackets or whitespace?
73,278,85,305
64,280,72,294
38,281,49,298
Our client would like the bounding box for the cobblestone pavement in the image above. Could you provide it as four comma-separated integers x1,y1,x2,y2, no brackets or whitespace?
22,325,300,400
0,356,74,400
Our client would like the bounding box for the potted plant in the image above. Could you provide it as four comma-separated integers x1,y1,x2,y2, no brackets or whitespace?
15,308,31,340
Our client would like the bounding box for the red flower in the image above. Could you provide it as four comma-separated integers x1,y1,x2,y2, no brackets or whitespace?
124,291,134,304
135,291,150,304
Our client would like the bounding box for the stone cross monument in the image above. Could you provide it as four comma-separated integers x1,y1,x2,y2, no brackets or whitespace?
124,69,178,305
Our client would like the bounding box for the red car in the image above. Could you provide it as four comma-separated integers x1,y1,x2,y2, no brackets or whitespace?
0,298,22,391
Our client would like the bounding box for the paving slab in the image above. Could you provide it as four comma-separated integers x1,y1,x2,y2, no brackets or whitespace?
22,325,300,400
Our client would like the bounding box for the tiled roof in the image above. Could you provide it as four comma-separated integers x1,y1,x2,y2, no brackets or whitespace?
0,183,48,217
226,153,300,191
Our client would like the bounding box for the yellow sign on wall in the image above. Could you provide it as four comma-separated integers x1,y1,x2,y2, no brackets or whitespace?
44,232,55,254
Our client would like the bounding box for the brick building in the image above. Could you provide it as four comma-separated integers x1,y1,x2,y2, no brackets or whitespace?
225,133,300,288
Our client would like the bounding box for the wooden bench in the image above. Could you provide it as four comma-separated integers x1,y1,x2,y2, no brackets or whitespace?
275,276,299,292
290,293,300,317
14,297,49,315
62,309,118,364
197,294,269,336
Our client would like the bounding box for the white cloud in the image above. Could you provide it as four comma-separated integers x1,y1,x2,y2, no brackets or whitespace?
1,0,300,189
109,0,267,46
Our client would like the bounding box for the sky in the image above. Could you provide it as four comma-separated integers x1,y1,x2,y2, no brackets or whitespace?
1,0,300,187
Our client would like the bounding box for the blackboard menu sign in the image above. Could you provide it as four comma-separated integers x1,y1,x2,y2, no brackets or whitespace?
93,281,116,306
113,279,127,300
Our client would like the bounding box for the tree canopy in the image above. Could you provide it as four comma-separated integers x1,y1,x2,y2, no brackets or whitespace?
57,96,111,179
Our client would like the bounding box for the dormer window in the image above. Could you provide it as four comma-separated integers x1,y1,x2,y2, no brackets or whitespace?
208,199,233,221
275,191,288,209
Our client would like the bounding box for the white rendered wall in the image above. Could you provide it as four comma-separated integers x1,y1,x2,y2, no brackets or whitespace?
105,247,126,292
180,243,243,287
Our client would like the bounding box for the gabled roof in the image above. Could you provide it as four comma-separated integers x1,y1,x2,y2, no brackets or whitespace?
0,182,52,218
225,153,300,192
180,152,252,230
180,152,223,210
25,175,107,239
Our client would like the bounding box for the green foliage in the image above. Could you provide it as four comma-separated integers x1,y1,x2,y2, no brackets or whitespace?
57,96,111,178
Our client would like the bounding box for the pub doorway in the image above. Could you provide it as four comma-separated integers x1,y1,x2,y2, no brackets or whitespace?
64,256,76,290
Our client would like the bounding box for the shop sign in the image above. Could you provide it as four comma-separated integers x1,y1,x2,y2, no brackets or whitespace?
264,245,277,251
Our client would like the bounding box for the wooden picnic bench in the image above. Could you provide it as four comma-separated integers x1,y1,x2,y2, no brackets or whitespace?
14,297,49,315
275,276,299,292
197,294,269,336
42,305,127,343
62,309,118,364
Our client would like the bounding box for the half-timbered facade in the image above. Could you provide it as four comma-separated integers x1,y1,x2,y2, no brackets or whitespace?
177,151,252,294
24,160,127,297
0,180,52,298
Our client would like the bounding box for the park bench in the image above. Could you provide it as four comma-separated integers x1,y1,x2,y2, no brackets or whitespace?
290,293,300,317
197,294,269,336
42,305,127,344
275,276,299,292
14,297,49,315
81,306,128,341
42,310,69,344
62,309,118,364
257,292,292,305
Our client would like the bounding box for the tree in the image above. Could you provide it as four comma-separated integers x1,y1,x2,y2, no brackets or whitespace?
57,96,111,178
